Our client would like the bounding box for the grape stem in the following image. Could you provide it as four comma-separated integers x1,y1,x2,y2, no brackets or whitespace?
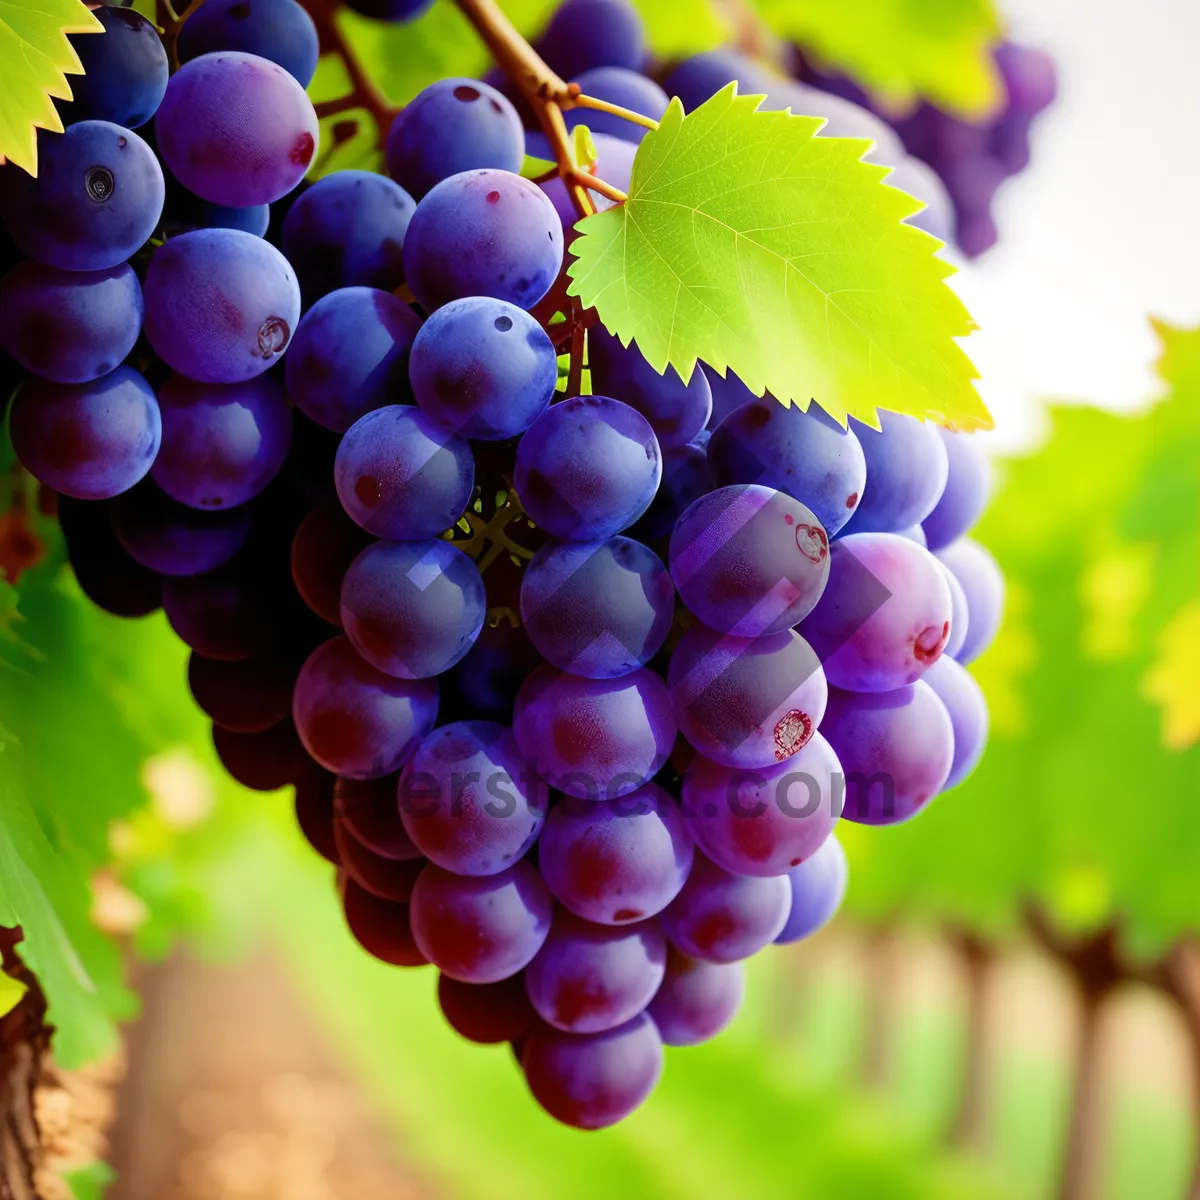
155,0,203,71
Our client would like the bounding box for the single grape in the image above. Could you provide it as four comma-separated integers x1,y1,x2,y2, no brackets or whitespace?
514,395,662,541
333,820,424,902
538,784,694,925
110,482,251,576
628,438,714,543
333,774,422,861
341,879,427,967
341,540,486,680
212,718,308,792
681,733,841,877
289,500,373,628
936,538,1004,664
563,68,668,144
403,169,564,312
706,397,866,537
162,559,281,660
281,170,415,304
188,650,298,733
843,412,949,533
938,558,970,659
0,122,164,272
292,635,439,779
9,367,160,500
821,682,954,825
285,288,421,432
0,260,142,384
294,763,339,864
536,0,645,80
155,51,318,207
408,860,554,984
669,485,830,637
703,366,761,430
922,428,992,550
452,622,542,720
438,973,537,1045
408,297,557,440
59,496,162,617
513,664,677,800
143,229,300,383
922,654,988,790
334,405,474,539
799,532,953,691
773,833,847,943
663,50,778,114
178,0,320,87
648,949,744,1046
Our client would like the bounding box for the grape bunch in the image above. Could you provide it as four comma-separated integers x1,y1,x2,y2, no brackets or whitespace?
1,0,1002,1131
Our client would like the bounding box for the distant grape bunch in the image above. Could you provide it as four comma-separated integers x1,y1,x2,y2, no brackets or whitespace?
0,0,1001,1131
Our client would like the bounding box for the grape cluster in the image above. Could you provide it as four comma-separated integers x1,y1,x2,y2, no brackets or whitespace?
1,0,1002,1131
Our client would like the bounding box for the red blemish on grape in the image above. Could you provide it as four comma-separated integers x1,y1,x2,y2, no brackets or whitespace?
290,132,315,167
913,621,951,664
354,475,382,505
773,709,813,760
784,513,794,525
795,523,828,563
486,190,501,204
612,908,642,922
454,85,481,101
846,492,858,508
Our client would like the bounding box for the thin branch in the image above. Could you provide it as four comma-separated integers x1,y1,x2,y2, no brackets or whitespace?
566,90,660,131
573,172,627,204
567,315,585,397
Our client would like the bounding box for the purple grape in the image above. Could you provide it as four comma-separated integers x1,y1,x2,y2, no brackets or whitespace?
0,122,164,271
514,395,662,541
922,655,988,790
334,774,422,860
668,624,827,770
110,482,251,576
648,949,744,1046
525,910,666,1033
897,524,928,547
536,0,645,80
522,1013,662,1130
661,854,790,962
995,42,1057,113
799,533,953,692
61,6,169,128
773,833,847,944
681,733,841,877
663,50,778,112
294,763,339,864
936,538,1004,664
563,68,668,144
386,78,524,200
59,496,162,617
342,879,427,967
519,537,675,679
346,0,435,19
402,169,564,313
340,540,486,680
669,485,830,637
162,560,281,661
408,297,557,440
334,406,473,540
284,288,421,432
9,367,160,500
452,622,542,720
333,819,424,902
143,228,300,383
281,171,415,304
588,328,712,449
438,973,537,1045
0,260,142,385
921,428,992,550
292,635,439,779
153,373,292,510
938,558,970,660
513,664,677,800
154,51,318,207
843,412,949,533
290,500,373,628
703,366,760,430
537,784,694,925
706,397,867,536
629,438,714,543
821,682,954,825
212,718,308,792
409,860,553,984
178,0,319,87
188,650,298,733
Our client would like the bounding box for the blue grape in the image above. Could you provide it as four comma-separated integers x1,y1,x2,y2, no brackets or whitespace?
703,366,760,429
334,405,473,539
143,228,300,383
661,854,790,962
707,397,867,536
285,288,421,431
9,367,160,500
668,624,827,769
821,682,954,825
154,51,318,207
522,1013,662,1130
178,0,319,87
293,635,439,779
153,373,292,510
386,78,524,200
438,973,536,1045
408,297,557,440
334,774,423,861
110,482,251,576
290,500,373,628
162,560,280,661
399,720,545,875
936,538,1004,664
403,169,564,312
922,655,988,790
669,485,830,637
563,67,668,144
537,784,694,924
452,622,542,720
843,412,949,533
62,6,168,128
188,651,298,734
514,395,661,541
681,733,841,877
0,122,164,271
897,524,928,547
340,540,486,680
409,860,553,983
536,0,646,79
588,328,712,449
346,0,435,18
525,910,666,1033
281,171,415,304
342,879,427,967
773,833,847,944
211,718,308,792
519,537,675,679
514,664,676,800
799,532,953,691
922,428,992,550
628,437,714,543
663,50,778,113
938,558,970,659
648,948,744,1046
0,260,142,384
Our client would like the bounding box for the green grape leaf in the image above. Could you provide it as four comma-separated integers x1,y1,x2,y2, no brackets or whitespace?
0,0,102,174
567,86,987,430
754,0,1002,118
520,152,556,180
0,970,26,1019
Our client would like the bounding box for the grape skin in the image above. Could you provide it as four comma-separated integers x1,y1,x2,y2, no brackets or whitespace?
334,774,423,861
922,655,989,790
773,833,848,944
536,0,646,80
290,501,373,628
188,650,298,734
438,973,537,1045
212,718,308,792
922,428,992,551
342,879,427,967
59,497,163,618
843,412,949,534
333,819,424,902
178,0,320,87
648,949,745,1046
936,538,1004,664
110,482,251,576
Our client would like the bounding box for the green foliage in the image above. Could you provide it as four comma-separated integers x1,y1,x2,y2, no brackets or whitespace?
0,0,101,174
63,1160,115,1200
567,86,988,430
630,0,727,59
